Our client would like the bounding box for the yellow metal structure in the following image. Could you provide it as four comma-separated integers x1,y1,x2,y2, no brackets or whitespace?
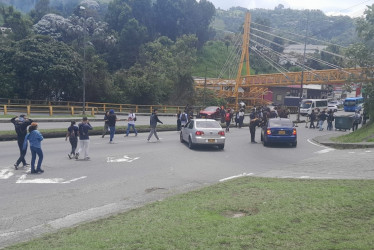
195,12,371,108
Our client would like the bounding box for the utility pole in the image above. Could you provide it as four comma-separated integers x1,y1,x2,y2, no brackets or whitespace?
203,66,207,107
297,11,309,123
80,6,86,115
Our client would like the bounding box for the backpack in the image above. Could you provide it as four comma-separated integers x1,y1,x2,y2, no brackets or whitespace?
181,113,187,121
225,112,231,122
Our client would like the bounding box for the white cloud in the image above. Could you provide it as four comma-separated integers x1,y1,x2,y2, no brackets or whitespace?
209,0,373,17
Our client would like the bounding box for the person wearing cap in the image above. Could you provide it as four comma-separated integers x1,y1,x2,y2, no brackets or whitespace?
10,114,34,170
76,117,93,160
23,122,44,174
107,109,119,143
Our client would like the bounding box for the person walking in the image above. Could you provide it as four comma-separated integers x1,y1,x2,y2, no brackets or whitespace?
66,121,79,159
147,109,163,142
180,110,188,127
101,111,109,138
177,111,182,131
327,110,335,131
125,109,138,136
11,114,33,170
309,110,316,129
352,110,362,131
76,117,93,160
318,110,327,131
23,122,44,174
239,108,245,128
225,110,231,132
107,109,118,143
249,109,259,143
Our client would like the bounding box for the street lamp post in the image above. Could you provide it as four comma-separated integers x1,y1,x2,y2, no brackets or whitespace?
297,11,309,123
80,6,86,115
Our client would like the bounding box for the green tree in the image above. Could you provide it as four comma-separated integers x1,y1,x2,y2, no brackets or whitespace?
346,4,374,122
29,0,51,24
7,35,82,100
0,6,32,40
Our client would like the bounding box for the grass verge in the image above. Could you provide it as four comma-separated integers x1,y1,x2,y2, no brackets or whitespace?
331,122,374,143
6,177,374,249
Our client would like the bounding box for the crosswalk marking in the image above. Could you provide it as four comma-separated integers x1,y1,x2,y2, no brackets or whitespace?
0,169,14,179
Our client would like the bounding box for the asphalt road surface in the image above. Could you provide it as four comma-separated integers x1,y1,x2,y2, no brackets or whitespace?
1,117,373,247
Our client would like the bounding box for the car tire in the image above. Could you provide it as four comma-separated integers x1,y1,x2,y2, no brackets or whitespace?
292,142,297,147
180,132,184,143
260,134,263,141
188,136,194,149
218,144,224,150
263,138,268,147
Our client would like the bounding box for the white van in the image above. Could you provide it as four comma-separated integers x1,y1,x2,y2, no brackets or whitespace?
300,99,328,116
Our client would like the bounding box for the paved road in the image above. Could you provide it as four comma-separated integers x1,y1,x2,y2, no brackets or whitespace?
1,114,371,248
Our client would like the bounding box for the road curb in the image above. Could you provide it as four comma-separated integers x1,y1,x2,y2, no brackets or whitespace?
313,134,374,149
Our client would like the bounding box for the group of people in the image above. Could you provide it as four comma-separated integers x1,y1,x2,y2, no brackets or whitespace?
11,109,165,173
305,109,334,131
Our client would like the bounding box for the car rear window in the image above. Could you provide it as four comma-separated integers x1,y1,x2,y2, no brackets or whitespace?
196,121,221,128
269,119,293,127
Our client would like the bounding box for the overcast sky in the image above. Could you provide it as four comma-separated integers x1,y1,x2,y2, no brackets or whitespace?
208,0,374,17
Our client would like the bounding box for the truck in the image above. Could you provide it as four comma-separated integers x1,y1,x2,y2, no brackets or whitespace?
284,96,302,107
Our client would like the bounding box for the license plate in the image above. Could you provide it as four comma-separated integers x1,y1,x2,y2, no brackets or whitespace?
208,139,216,143
278,131,286,135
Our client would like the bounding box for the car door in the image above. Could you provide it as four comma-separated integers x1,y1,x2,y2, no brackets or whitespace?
182,120,192,141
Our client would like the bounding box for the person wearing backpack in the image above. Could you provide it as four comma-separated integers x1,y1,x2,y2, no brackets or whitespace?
76,117,93,160
180,111,188,127
147,109,163,142
11,114,33,170
22,122,44,174
66,121,79,159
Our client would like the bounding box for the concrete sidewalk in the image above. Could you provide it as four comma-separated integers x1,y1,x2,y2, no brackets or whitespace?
313,133,374,149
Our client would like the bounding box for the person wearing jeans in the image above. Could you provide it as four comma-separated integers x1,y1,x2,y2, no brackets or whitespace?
23,122,44,174
76,117,93,160
126,110,138,136
107,109,118,143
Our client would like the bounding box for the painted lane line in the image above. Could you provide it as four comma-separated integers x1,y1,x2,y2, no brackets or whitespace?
107,155,140,163
219,173,253,182
0,169,14,179
315,148,335,154
307,138,335,154
16,174,87,184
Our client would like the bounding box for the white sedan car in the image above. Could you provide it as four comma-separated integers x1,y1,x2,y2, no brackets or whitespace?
327,104,338,112
180,119,226,149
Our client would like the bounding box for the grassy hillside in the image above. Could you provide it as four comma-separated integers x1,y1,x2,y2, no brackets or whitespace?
192,41,253,79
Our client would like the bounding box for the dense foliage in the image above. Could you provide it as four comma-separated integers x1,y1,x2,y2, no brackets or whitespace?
0,0,215,105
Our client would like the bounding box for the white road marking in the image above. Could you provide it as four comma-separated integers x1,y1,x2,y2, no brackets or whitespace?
348,152,355,154
219,173,253,182
107,155,140,163
16,174,87,184
315,148,335,154
307,138,335,154
0,169,14,179
365,151,372,153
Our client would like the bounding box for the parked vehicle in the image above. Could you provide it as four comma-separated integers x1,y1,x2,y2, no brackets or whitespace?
327,104,338,112
199,106,220,119
261,118,297,147
343,97,364,112
299,99,328,116
284,96,302,107
180,119,225,149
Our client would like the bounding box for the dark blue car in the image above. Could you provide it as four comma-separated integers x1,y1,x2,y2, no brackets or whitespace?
261,118,297,147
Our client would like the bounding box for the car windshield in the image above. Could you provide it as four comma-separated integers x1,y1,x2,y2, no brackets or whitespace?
300,101,312,108
269,119,293,127
204,106,218,112
196,121,221,128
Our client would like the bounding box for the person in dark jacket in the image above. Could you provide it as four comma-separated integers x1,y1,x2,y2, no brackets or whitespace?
147,109,163,141
76,117,93,160
107,109,119,143
66,121,79,159
23,122,44,174
11,114,33,170
327,110,335,131
249,109,260,143
318,110,327,131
